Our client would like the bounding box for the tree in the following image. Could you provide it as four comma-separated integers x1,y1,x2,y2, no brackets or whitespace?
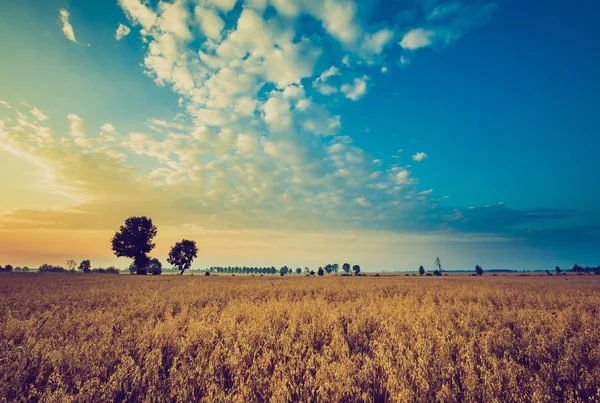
324,264,333,274
304,267,311,275
434,257,443,275
79,260,91,274
317,267,324,276
342,263,351,274
555,266,562,274
111,217,157,275
475,265,484,276
332,263,339,274
148,258,162,275
168,239,198,275
66,260,77,272
296,267,302,275
352,264,361,276
418,265,425,276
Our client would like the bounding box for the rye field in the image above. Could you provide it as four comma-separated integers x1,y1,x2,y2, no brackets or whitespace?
1,274,599,402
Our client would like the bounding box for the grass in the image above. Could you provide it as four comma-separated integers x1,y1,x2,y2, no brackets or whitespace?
1,274,599,402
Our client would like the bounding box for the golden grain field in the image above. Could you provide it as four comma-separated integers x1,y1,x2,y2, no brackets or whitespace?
1,274,599,403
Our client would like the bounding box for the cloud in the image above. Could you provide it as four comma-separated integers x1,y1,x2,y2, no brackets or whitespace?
341,75,369,101
115,24,131,40
400,2,497,51
400,28,435,50
360,28,394,57
118,0,157,30
59,9,78,44
412,152,428,161
0,0,509,245
0,100,11,109
67,114,85,137
195,6,225,39
30,107,49,121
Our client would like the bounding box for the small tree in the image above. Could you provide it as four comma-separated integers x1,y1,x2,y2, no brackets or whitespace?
111,216,157,275
296,267,302,275
342,263,351,274
304,267,311,275
324,264,333,274
79,260,91,274
352,264,361,276
434,257,442,275
332,263,339,274
418,265,425,276
555,266,562,274
168,239,198,275
475,265,484,276
148,258,162,275
317,267,324,276
66,260,77,272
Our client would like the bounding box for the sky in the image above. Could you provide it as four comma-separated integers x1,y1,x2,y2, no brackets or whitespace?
0,0,599,271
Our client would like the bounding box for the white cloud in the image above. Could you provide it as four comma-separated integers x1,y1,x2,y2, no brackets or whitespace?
313,66,340,95
0,100,11,109
341,75,368,101
400,28,436,50
115,24,131,40
360,29,394,57
413,152,428,162
67,114,85,137
118,0,158,30
195,6,225,39
59,9,78,44
157,0,192,40
30,107,48,121
396,170,412,184
400,3,497,51
356,197,371,207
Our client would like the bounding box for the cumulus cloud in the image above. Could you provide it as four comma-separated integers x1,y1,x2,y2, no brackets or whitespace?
115,24,131,40
195,6,225,39
400,2,497,51
30,107,48,121
413,152,428,161
67,114,85,137
341,75,368,101
0,0,503,240
400,28,436,50
59,9,78,44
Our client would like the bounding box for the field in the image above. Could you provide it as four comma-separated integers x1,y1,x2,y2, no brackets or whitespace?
1,274,600,402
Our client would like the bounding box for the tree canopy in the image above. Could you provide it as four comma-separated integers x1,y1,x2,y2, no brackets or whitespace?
168,239,198,275
111,216,157,275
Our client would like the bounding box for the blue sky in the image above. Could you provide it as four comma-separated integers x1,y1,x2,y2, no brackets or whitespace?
0,0,598,270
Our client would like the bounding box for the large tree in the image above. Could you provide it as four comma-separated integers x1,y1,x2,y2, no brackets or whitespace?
168,239,198,275
79,260,91,274
148,258,162,276
342,263,351,274
111,216,157,275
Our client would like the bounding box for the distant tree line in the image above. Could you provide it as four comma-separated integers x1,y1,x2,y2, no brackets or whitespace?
5,217,597,277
